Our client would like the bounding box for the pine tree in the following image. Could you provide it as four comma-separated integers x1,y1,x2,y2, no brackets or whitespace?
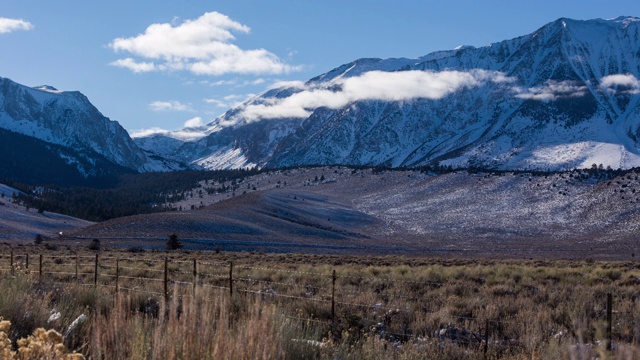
166,234,182,250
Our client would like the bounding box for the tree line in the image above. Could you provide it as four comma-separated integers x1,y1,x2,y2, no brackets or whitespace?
7,168,258,221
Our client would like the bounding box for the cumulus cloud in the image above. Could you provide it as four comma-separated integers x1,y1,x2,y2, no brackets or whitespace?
514,80,588,101
238,69,514,121
149,101,193,112
0,17,33,34
109,12,299,76
183,116,203,128
601,74,640,94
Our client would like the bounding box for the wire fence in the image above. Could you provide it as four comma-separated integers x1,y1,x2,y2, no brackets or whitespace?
0,251,634,354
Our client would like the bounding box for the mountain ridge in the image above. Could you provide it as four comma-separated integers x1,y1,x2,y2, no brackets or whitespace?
0,76,188,184
134,16,640,171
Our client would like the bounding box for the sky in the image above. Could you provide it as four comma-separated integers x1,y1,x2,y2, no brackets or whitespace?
1,0,640,135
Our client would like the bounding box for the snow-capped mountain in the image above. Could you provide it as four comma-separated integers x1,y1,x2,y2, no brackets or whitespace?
0,77,183,183
136,16,640,171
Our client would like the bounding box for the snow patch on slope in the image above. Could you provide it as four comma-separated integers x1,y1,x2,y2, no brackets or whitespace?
194,147,257,169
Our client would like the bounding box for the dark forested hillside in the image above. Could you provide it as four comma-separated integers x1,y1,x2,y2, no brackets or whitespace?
9,168,259,221
0,127,133,187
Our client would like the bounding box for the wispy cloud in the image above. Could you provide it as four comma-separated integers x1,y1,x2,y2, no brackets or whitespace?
110,58,156,73
601,74,640,94
237,69,514,122
513,80,588,101
109,12,300,76
149,101,193,112
202,79,237,86
204,94,250,108
0,17,33,34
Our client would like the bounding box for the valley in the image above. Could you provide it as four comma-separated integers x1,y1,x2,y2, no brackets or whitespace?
41,166,638,260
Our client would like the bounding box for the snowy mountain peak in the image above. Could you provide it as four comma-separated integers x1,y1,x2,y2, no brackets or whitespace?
608,16,640,26
134,16,640,171
32,85,61,93
0,76,185,181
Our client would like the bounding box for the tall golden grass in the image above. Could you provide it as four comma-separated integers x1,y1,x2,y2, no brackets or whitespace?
0,246,638,359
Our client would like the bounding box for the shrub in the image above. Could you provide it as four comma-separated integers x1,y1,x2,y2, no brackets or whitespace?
166,234,182,251
88,239,100,251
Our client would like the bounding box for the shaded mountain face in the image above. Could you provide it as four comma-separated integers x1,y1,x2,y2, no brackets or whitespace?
136,16,640,171
0,77,184,185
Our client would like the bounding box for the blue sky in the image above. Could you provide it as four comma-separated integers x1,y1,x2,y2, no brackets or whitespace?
1,0,639,134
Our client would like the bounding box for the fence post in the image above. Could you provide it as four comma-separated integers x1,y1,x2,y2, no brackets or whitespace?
75,254,79,283
10,252,13,274
229,262,233,297
115,258,119,294
332,269,336,323
193,258,197,296
39,254,43,282
94,253,98,287
484,319,490,359
607,293,613,351
164,257,169,304
26,254,29,273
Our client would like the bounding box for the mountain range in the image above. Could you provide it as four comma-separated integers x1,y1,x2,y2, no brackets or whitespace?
2,16,640,185
135,16,640,171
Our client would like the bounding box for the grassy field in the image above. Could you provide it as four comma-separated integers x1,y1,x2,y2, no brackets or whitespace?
0,244,638,359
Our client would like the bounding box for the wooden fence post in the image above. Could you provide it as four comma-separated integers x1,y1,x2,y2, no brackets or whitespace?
484,319,490,359
115,258,119,293
25,254,29,272
10,252,13,274
332,269,336,323
39,254,43,282
164,257,169,304
75,254,79,283
607,293,613,351
94,253,98,287
193,258,197,296
229,262,233,297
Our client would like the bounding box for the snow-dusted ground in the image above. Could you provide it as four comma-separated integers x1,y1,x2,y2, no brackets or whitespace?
0,184,93,242
71,167,640,259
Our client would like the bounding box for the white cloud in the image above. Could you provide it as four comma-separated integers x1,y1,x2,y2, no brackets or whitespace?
601,74,640,94
203,79,237,86
514,80,588,101
129,126,207,141
248,78,266,86
238,69,514,121
149,101,193,112
109,12,299,76
0,17,33,34
204,94,251,108
183,116,203,128
204,98,228,107
110,58,157,73
129,127,169,138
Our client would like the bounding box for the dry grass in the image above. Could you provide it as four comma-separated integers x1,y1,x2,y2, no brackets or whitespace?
0,245,638,359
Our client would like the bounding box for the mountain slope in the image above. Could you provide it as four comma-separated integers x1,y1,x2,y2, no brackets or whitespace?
0,77,184,184
67,167,640,259
0,182,93,241
136,16,640,171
